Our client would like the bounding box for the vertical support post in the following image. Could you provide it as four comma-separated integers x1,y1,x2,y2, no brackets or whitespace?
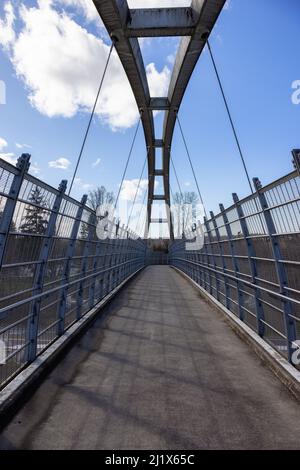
210,211,231,310
27,180,67,361
219,204,244,320
117,225,125,283
292,149,300,174
57,194,87,336
101,219,114,298
76,212,96,319
253,177,297,361
114,225,123,289
109,220,117,291
0,154,30,268
201,224,210,292
88,226,103,308
233,193,265,337
103,240,110,297
204,216,220,300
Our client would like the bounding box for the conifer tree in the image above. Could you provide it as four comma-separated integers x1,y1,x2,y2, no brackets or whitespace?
20,186,48,235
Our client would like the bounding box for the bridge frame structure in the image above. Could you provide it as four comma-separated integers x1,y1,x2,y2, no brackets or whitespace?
93,0,226,238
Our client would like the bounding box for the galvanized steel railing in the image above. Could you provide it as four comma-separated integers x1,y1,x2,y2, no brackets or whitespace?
0,155,146,389
1,153,300,391
169,165,300,366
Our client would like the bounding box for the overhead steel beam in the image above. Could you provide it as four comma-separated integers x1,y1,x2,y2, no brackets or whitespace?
149,98,170,111
162,0,226,210
151,218,168,223
93,0,156,233
93,0,226,240
127,7,197,37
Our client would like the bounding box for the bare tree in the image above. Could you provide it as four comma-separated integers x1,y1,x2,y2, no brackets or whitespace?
88,186,115,212
172,191,199,236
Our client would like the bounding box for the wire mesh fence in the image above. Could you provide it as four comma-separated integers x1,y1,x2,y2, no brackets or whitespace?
1,152,300,389
169,166,300,367
0,155,146,389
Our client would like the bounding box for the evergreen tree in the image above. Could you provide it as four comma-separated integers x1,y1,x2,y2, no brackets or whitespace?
0,210,16,232
20,186,48,235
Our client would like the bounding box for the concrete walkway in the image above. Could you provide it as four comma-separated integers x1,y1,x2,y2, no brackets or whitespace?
0,266,300,450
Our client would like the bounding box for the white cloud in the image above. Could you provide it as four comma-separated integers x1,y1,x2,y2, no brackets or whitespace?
16,142,32,149
0,2,15,50
55,0,100,22
92,157,101,167
167,54,175,66
0,1,171,131
0,149,40,173
74,177,93,191
184,181,191,187
224,0,232,10
48,157,71,169
146,63,170,97
120,178,158,202
0,137,8,151
120,179,148,202
0,152,17,165
29,161,40,175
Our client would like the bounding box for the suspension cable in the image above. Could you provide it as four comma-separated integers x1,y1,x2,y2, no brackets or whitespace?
68,43,114,196
176,114,207,220
207,40,253,194
126,154,147,230
114,117,141,213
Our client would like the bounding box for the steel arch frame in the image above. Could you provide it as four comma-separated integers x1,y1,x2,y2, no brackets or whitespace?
93,0,226,238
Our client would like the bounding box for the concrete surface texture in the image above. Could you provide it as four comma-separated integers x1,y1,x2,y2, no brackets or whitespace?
0,266,299,450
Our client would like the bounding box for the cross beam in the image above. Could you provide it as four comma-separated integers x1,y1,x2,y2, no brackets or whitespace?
127,7,197,37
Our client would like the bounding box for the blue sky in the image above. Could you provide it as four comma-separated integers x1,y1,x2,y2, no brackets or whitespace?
0,0,299,236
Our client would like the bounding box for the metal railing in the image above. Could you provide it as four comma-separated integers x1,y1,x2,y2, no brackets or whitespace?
0,155,146,389
169,161,300,366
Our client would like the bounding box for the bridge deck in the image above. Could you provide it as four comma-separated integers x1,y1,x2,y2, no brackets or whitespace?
0,266,300,450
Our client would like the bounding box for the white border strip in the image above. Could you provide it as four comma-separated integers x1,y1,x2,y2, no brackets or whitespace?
172,266,300,401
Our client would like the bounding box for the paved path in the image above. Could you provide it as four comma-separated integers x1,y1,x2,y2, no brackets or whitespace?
0,266,300,449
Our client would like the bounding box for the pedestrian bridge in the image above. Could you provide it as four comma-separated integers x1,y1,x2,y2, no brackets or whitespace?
1,266,300,450
0,0,300,450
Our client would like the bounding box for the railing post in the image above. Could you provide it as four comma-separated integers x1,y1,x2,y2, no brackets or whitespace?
57,194,87,336
292,149,300,174
219,204,244,320
76,212,96,319
232,193,265,337
0,154,30,268
109,221,117,291
27,180,67,361
210,211,231,310
114,225,123,289
253,177,297,361
204,216,220,300
88,223,103,309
